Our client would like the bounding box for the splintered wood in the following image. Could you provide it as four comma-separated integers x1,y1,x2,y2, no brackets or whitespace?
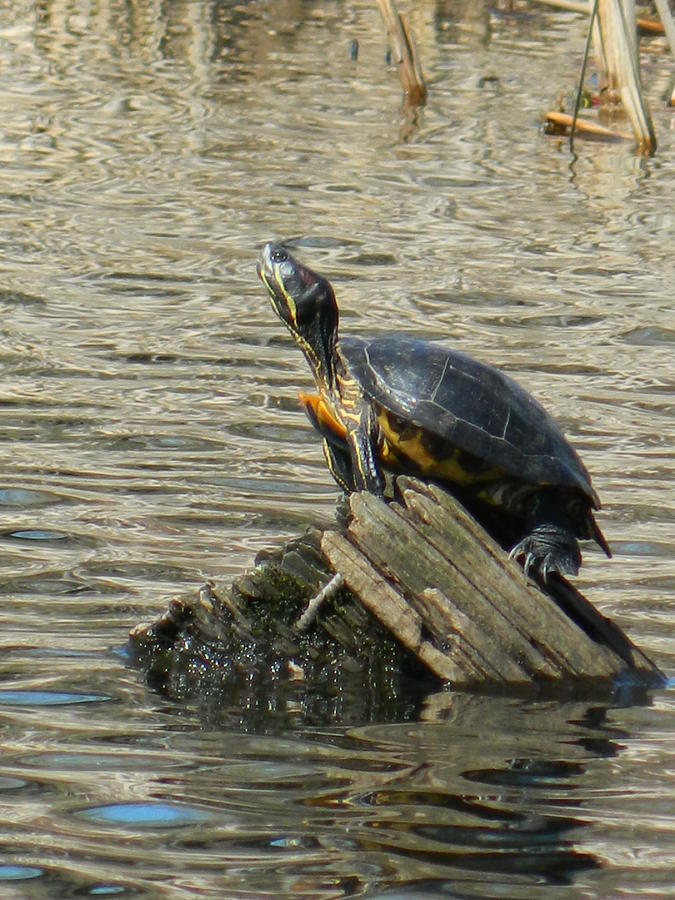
130,476,664,701
321,477,662,690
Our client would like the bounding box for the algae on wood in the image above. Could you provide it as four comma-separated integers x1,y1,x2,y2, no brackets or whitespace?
129,477,664,719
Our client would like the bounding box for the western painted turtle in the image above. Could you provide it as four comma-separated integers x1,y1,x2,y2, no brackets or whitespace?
257,242,611,578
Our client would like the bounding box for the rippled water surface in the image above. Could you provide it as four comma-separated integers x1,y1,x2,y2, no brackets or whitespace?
0,1,674,897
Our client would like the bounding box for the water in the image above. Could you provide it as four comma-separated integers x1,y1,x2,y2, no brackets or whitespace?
0,0,673,896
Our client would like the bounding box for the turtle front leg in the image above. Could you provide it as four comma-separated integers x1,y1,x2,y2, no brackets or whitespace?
345,405,385,495
322,439,355,493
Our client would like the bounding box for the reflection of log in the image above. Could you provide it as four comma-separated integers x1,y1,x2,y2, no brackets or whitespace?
129,476,664,715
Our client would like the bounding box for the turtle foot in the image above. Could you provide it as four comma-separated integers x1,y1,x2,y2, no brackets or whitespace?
509,525,582,580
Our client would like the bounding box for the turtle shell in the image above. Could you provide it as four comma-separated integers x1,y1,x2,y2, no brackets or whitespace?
340,336,599,507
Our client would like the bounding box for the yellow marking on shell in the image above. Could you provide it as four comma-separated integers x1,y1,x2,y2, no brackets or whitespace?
299,391,505,495
377,410,503,488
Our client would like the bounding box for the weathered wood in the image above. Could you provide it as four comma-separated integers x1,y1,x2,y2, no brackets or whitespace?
128,477,664,714
323,478,662,689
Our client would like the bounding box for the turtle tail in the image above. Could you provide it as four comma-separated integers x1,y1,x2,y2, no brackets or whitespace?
588,510,612,559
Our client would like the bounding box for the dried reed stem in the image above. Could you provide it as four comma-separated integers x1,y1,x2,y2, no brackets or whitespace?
653,0,675,56
530,0,665,34
546,109,634,140
377,0,427,106
593,0,656,152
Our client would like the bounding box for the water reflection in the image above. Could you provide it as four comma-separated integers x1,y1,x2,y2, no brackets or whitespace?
0,0,673,897
103,672,656,893
335,698,634,894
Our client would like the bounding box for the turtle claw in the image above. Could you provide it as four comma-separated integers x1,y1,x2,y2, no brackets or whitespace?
508,545,542,580
524,551,538,578
509,528,581,581
541,556,553,582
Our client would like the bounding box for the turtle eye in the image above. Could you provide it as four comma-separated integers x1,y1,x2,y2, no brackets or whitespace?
270,246,288,263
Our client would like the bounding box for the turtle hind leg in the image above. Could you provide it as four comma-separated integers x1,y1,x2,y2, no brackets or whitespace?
509,524,582,579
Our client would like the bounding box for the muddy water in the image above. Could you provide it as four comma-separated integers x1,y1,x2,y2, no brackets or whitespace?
0,1,673,897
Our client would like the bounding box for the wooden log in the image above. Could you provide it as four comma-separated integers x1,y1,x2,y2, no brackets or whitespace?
324,478,661,688
128,477,664,713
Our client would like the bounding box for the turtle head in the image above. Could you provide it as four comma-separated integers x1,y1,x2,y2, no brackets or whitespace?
257,242,338,386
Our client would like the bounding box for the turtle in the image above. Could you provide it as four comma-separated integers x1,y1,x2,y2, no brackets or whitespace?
257,241,611,578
